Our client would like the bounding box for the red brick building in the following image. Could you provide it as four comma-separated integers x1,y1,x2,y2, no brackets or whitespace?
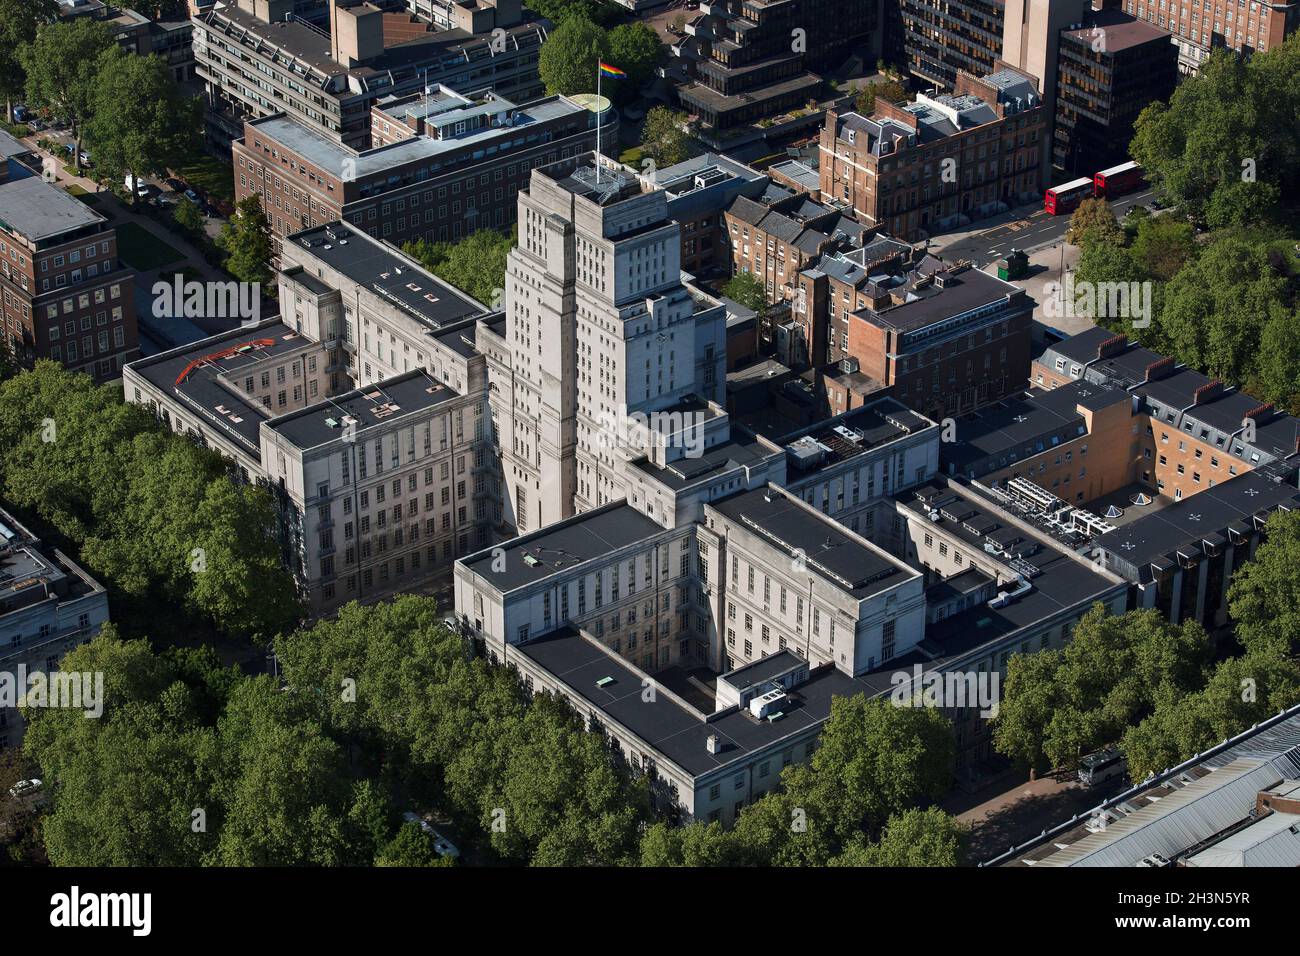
818,68,1046,240
0,174,139,381
233,87,615,255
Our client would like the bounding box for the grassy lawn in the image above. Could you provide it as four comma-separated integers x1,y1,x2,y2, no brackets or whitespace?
173,154,235,204
115,221,185,271
619,145,645,166
65,183,88,196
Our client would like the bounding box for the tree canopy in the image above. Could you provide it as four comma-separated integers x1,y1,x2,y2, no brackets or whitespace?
538,14,609,97
217,196,275,289
0,362,301,640
640,106,690,168
722,271,768,312
993,606,1210,773
0,0,57,121
404,227,516,308
85,52,202,205
20,18,117,172
1130,36,1300,228
641,695,959,866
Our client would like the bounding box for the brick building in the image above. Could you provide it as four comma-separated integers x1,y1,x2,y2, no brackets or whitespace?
193,0,547,149
722,191,870,308
842,256,1033,421
818,68,1047,240
233,87,615,253
1115,0,1300,73
0,174,139,382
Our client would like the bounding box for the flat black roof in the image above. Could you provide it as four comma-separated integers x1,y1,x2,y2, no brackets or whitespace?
711,487,911,599
719,649,806,691
944,382,1126,471
1094,470,1300,568
289,223,488,331
516,628,863,778
631,432,775,491
127,321,312,455
266,369,460,450
460,503,667,592
857,267,1018,335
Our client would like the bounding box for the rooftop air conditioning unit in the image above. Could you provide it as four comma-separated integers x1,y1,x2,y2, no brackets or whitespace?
749,686,787,720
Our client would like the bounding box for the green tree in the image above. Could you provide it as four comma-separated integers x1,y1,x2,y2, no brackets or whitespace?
0,362,301,639
538,14,609,97
0,0,57,125
641,105,689,167
375,821,456,867
799,695,955,845
1130,215,1197,281
1153,237,1291,390
208,677,373,866
722,271,768,312
1065,198,1122,246
1130,37,1300,226
993,606,1210,773
854,78,908,115
830,807,964,866
20,19,116,173
1120,652,1300,780
217,195,274,288
638,820,744,867
174,196,206,236
526,0,599,22
606,23,662,95
85,52,202,209
1228,509,1300,659
404,227,515,307
482,692,650,865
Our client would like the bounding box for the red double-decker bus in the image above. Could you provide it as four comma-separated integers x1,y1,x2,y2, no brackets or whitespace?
1044,177,1094,215
1093,161,1145,199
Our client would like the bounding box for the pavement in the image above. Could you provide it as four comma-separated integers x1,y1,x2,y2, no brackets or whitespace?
942,767,1127,865
12,128,254,345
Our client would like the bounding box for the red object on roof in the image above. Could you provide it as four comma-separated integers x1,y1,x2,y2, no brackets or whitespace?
174,338,275,388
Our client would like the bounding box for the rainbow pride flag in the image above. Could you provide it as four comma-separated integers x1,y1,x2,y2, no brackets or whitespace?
598,62,626,79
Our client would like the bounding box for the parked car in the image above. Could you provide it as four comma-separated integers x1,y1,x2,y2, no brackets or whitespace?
11,105,27,123
401,811,460,859
183,188,203,205
8,778,43,800
26,118,46,132
124,174,151,198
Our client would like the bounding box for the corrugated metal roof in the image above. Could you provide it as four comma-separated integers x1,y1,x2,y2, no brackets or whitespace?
1033,756,1300,867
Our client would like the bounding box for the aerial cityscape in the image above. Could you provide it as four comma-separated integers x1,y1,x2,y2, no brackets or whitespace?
0,0,1298,913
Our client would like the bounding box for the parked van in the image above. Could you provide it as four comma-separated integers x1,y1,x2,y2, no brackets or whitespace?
1078,747,1127,788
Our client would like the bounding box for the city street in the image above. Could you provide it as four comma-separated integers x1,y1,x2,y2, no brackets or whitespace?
929,187,1156,267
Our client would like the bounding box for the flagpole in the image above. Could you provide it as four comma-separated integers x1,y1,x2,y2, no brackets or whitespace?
596,60,602,183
